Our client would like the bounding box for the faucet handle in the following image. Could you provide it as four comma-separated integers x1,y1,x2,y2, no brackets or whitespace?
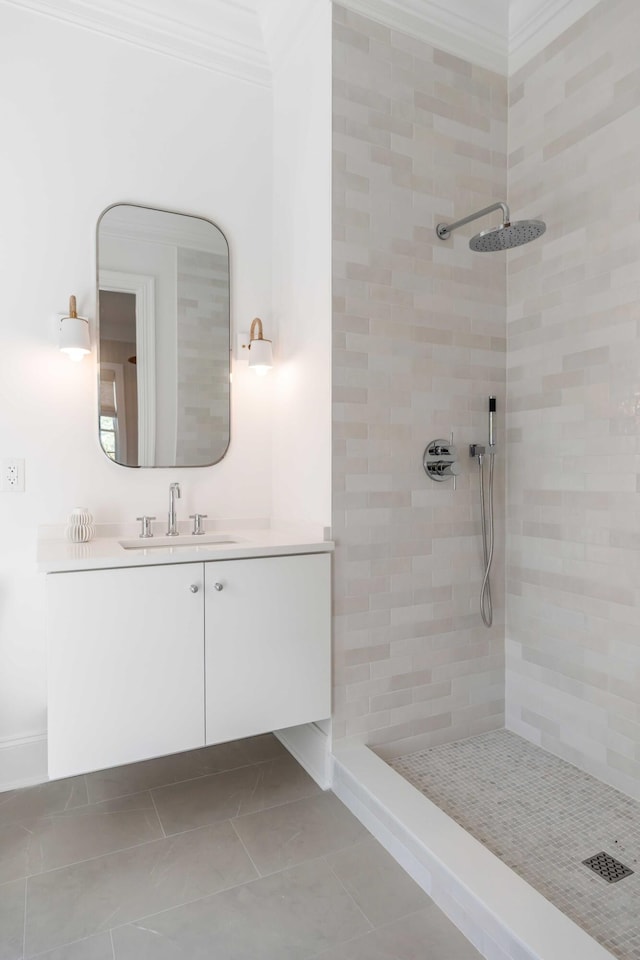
189,513,208,536
136,516,156,539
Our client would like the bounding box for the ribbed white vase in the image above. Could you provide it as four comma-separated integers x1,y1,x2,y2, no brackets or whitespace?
65,508,95,543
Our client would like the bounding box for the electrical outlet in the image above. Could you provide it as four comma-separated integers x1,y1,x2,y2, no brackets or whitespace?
1,458,25,492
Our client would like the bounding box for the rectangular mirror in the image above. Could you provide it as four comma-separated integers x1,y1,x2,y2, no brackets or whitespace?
97,203,230,467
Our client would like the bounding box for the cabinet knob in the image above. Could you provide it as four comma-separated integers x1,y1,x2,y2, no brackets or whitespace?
214,582,224,592
189,584,199,593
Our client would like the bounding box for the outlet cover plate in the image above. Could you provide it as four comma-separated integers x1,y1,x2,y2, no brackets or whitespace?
1,458,25,492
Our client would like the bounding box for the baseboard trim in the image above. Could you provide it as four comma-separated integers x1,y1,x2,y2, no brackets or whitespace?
275,720,332,789
0,733,48,792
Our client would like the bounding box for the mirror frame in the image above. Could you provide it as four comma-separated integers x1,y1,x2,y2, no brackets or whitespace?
95,201,231,469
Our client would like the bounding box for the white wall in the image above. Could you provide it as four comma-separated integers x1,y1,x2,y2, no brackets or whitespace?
0,4,273,784
270,1,332,528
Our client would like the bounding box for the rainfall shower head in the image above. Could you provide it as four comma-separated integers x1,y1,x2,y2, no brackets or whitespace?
437,201,546,252
470,219,545,252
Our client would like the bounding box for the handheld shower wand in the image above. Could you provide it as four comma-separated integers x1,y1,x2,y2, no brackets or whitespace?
471,397,497,628
489,396,496,449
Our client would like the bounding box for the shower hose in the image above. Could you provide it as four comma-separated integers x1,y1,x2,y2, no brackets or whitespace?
478,452,495,628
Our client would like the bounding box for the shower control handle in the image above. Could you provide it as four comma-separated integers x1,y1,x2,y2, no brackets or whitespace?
432,443,457,458
429,460,461,479
423,439,461,483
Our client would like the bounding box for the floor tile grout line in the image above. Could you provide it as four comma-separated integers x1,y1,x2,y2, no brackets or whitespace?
224,842,368,885
0,796,94,827
323,856,376,935
28,931,116,960
26,874,254,959
4,790,165,832
6,788,349,887
300,905,438,960
229,818,263,878
149,788,167,839
37,848,372,958
13,825,179,883
8,786,319,884
228,808,373,879
234,784,321,821
159,782,321,836
6,743,289,815
62,775,89,813
86,757,264,805
83,745,289,806
54,868,273,956
2,770,274,832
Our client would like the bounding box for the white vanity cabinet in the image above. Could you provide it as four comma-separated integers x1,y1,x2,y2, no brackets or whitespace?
47,562,205,779
204,554,331,744
47,551,331,779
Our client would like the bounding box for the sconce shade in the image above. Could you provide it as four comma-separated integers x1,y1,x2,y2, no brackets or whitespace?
248,316,273,375
60,296,90,361
248,337,273,374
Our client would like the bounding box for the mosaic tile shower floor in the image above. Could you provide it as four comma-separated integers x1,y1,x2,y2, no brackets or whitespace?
390,730,640,960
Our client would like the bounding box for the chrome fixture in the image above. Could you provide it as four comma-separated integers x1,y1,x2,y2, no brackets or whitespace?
436,201,546,252
214,582,224,591
423,438,461,486
190,513,207,536
136,515,155,538
469,444,485,458
470,397,497,628
489,395,496,448
189,584,199,593
167,482,181,536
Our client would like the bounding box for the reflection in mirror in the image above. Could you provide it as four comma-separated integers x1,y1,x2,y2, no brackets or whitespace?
97,203,230,467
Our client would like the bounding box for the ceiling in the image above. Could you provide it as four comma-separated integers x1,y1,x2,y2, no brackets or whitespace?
2,0,603,83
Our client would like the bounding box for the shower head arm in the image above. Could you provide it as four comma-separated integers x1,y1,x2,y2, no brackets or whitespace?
436,201,510,240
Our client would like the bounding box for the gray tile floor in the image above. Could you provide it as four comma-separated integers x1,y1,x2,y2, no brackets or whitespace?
0,734,480,960
391,729,640,960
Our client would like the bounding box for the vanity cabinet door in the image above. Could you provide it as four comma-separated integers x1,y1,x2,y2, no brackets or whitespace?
204,554,331,744
48,562,205,779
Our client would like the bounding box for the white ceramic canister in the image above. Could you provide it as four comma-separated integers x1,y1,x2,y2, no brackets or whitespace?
65,508,95,543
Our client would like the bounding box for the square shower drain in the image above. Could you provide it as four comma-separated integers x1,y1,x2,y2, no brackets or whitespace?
582,851,634,883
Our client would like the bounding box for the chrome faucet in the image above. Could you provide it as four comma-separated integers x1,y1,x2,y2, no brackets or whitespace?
167,482,181,536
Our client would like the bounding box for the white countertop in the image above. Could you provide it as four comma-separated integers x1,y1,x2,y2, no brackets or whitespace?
38,523,334,573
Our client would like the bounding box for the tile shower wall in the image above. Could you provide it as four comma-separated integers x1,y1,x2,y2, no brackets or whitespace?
332,7,508,748
506,0,640,798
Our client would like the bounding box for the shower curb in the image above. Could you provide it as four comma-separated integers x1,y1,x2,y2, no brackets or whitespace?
332,742,615,960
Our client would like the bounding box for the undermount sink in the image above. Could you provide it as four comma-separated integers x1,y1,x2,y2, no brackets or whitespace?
119,534,238,550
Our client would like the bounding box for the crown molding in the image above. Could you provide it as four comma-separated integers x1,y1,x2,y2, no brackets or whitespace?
337,0,508,74
3,0,608,84
509,0,603,72
259,0,327,71
338,0,604,76
1,0,272,87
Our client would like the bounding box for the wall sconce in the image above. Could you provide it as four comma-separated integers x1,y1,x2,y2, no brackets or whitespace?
59,295,90,361
247,317,273,376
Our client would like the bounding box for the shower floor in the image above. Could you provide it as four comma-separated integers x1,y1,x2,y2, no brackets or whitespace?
390,730,640,960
